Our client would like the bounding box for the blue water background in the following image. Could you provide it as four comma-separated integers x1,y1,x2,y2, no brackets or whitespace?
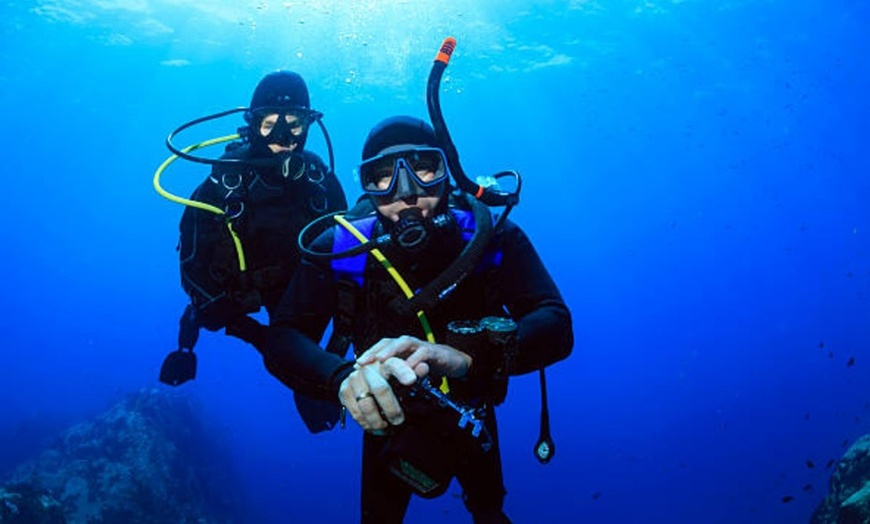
1,1,868,522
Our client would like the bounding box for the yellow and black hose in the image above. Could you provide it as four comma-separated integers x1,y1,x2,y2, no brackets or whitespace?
153,133,248,272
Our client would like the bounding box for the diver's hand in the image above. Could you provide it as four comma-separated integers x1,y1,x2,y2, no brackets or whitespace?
356,335,473,379
338,357,415,433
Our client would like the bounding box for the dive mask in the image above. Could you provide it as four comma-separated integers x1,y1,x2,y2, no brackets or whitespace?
359,147,450,197
248,106,319,151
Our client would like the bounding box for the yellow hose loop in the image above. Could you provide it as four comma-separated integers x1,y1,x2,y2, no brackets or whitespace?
153,133,247,271
152,134,240,215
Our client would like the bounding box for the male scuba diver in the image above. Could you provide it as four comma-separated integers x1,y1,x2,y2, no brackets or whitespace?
256,115,573,523
158,71,347,431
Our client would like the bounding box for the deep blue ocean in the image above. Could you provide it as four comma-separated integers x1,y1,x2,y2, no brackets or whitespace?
1,1,868,522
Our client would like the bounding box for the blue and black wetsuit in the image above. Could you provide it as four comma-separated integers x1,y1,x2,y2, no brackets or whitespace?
260,194,573,523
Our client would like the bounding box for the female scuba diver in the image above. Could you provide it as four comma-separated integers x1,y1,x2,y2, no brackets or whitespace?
155,71,348,432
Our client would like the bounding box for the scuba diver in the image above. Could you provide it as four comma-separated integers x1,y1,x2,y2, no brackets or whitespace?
240,38,573,524
257,113,573,523
156,70,348,431
239,38,573,523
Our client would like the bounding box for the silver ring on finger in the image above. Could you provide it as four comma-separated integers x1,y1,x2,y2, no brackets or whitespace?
355,391,374,403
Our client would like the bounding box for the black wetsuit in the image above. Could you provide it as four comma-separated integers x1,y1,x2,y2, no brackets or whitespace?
179,144,347,336
261,195,573,523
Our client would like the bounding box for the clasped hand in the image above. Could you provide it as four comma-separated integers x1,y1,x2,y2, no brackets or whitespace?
338,335,472,433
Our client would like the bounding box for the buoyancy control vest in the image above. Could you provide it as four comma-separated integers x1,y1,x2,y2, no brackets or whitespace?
179,144,347,331
325,195,513,401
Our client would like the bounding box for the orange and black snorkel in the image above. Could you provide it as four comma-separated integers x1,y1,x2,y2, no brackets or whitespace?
426,37,521,211
426,37,554,466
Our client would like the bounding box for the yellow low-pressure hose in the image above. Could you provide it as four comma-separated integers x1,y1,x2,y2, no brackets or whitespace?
334,215,449,393
153,134,247,271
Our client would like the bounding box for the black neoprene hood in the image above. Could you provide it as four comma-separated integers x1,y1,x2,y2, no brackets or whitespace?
362,116,441,160
249,70,310,111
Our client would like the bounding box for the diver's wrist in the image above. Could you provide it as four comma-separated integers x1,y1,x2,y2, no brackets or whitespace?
457,352,473,378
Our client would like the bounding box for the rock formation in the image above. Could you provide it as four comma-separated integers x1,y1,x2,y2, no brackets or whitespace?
1,388,245,524
812,435,870,524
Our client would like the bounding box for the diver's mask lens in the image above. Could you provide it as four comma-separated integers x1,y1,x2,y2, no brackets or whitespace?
359,147,449,196
258,109,311,139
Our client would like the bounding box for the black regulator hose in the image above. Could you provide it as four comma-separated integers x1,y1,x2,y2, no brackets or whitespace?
298,211,389,260
395,192,493,316
426,38,519,208
166,107,249,166
165,107,335,176
315,117,336,179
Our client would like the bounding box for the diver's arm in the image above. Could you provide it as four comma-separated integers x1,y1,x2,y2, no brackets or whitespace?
263,258,355,400
263,326,355,400
225,315,268,348
497,221,574,375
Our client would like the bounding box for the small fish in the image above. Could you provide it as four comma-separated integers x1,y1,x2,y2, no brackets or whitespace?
782,496,794,503
847,356,855,367
804,412,811,421
806,460,815,469
592,492,601,500
819,341,825,349
829,351,835,359
826,459,835,469
803,484,813,492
